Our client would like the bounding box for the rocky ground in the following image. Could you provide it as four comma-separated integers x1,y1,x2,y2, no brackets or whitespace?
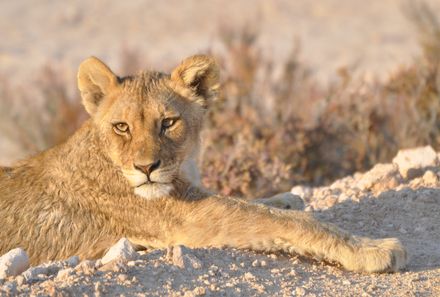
0,146,439,296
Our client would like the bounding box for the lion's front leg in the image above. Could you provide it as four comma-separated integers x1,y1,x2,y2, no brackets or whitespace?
171,195,406,273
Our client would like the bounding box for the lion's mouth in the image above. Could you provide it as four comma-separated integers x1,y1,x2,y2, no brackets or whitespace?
133,181,174,199
137,180,170,187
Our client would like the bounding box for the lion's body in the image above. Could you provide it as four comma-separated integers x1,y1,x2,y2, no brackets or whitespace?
0,56,406,272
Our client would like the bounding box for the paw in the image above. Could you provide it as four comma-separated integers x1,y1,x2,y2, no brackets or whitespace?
254,192,305,210
345,237,407,273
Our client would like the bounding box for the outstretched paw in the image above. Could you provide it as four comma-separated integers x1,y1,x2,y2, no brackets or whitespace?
345,237,407,273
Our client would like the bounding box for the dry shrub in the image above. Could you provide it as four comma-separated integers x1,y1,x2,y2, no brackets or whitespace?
201,2,440,198
1,2,440,199
0,65,85,154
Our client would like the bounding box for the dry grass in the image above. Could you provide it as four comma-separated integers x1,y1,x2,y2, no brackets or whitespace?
1,2,439,198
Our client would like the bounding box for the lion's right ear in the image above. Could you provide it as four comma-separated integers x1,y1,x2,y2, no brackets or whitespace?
170,55,220,108
77,57,119,115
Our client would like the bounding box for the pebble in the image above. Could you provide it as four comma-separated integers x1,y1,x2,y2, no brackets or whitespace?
291,185,313,201
0,248,30,279
56,268,74,281
99,259,126,273
15,275,25,286
168,245,203,269
244,272,255,280
75,260,96,275
422,170,438,184
94,281,103,295
392,146,438,178
118,274,128,282
356,163,399,190
127,261,136,267
101,238,138,265
66,256,80,268
295,287,306,296
22,266,48,282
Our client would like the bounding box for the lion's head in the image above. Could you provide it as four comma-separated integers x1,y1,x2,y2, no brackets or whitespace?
77,55,219,198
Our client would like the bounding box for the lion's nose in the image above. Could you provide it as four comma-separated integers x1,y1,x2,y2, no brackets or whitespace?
134,160,161,177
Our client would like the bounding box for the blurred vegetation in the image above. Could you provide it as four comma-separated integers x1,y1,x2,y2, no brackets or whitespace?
1,1,440,198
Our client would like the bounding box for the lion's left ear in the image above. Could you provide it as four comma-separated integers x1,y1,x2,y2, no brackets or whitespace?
77,56,119,115
171,55,220,107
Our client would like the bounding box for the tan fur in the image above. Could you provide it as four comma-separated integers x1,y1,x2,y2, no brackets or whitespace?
0,55,407,272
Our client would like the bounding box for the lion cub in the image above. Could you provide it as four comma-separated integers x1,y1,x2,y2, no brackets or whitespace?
0,55,406,272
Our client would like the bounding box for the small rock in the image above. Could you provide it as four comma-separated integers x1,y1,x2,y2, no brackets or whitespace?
3,282,17,295
98,259,126,273
75,260,96,275
66,256,80,268
101,238,138,265
45,262,64,275
22,266,48,282
291,185,313,201
392,146,438,179
325,195,338,208
295,287,306,296
118,274,128,282
15,275,25,286
56,268,74,280
127,261,136,267
357,163,400,191
342,279,351,285
193,287,206,296
209,265,219,276
0,248,30,279
422,170,438,184
168,245,203,269
338,193,350,203
94,281,103,296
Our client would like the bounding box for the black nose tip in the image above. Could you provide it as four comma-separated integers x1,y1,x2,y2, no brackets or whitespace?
135,160,161,177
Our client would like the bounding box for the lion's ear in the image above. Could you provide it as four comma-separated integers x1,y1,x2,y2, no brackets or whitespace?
77,57,119,115
171,55,220,107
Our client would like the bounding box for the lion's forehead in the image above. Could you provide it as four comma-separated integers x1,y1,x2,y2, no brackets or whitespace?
109,73,181,119
121,71,172,99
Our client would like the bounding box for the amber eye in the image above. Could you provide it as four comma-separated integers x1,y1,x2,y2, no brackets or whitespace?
162,118,176,129
113,122,129,134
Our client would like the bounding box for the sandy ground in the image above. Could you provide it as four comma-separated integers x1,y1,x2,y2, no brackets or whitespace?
1,150,440,296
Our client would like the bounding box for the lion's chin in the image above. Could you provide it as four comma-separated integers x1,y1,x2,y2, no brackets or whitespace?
133,183,174,200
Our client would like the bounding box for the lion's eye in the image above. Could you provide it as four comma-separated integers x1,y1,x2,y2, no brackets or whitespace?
162,118,176,129
113,122,129,134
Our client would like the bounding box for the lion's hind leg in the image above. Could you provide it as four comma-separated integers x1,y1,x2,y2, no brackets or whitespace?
253,192,305,210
